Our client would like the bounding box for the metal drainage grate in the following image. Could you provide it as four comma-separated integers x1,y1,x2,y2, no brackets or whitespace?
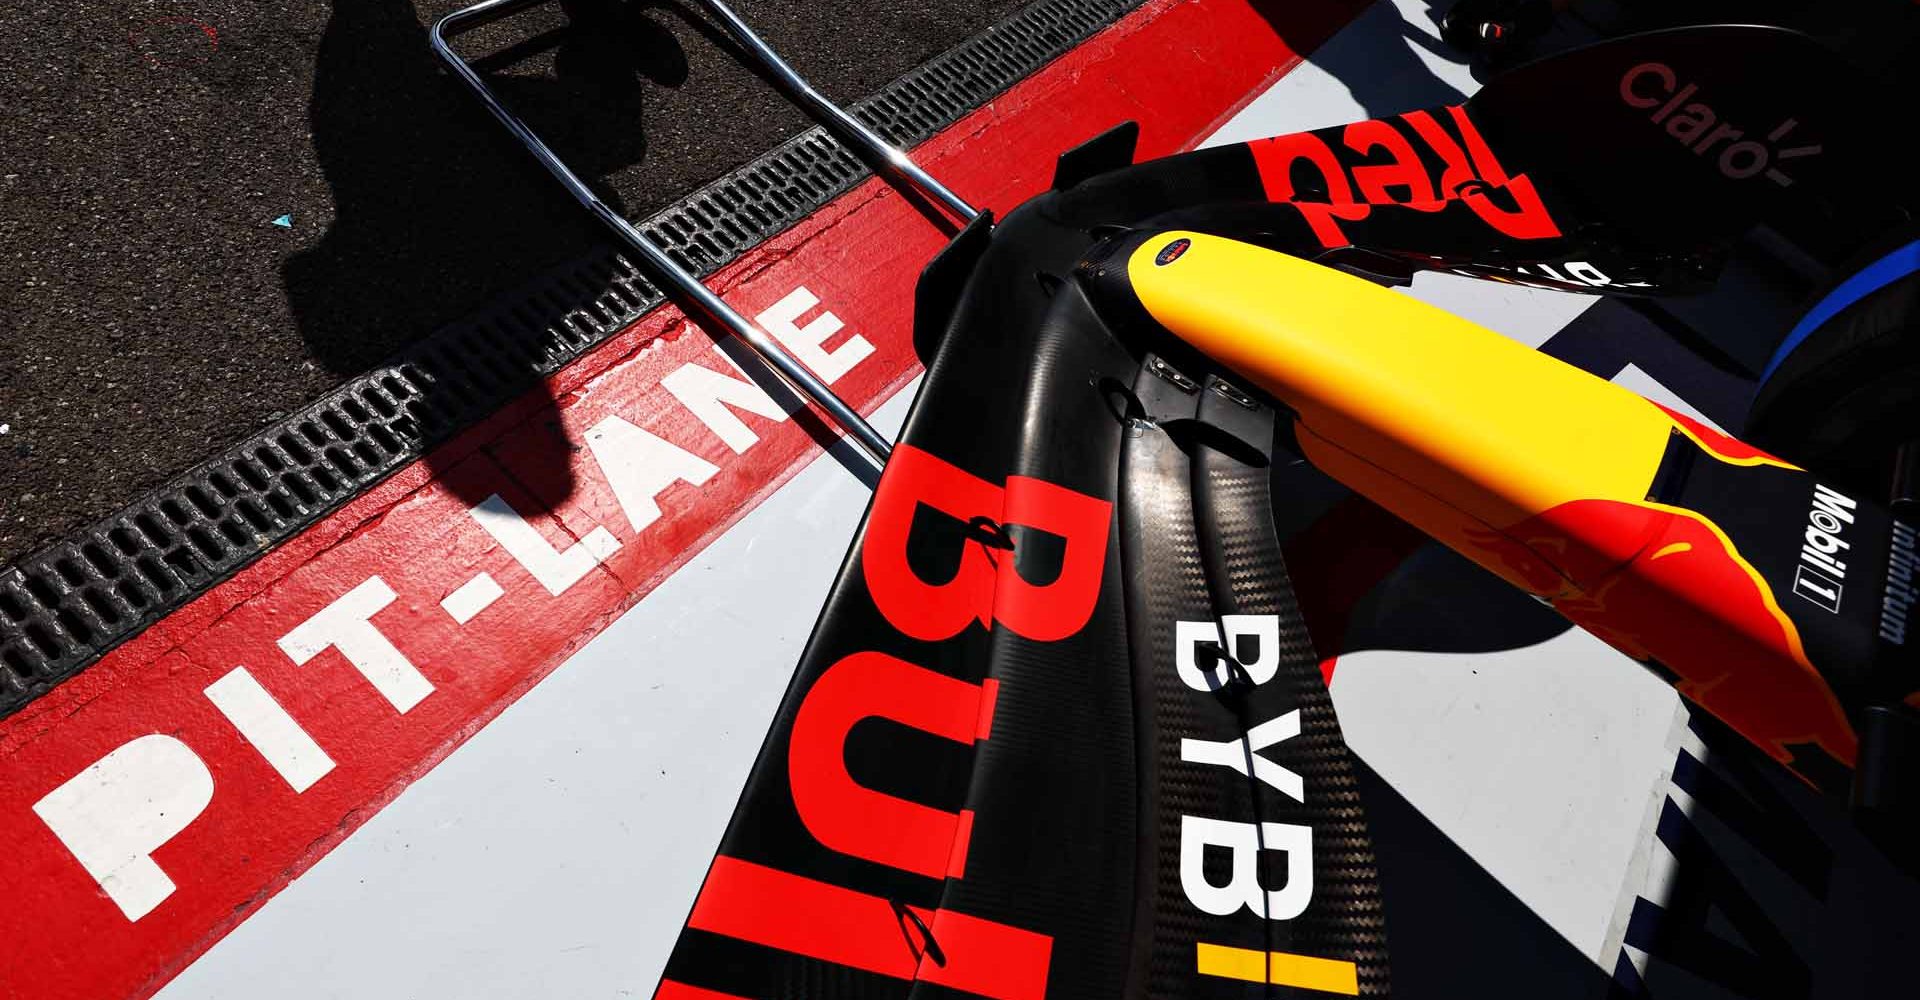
0,0,1149,717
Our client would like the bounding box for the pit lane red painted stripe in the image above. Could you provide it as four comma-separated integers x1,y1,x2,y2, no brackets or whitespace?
0,2,1368,997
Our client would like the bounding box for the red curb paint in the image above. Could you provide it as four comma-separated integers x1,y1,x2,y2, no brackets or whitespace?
0,2,1368,998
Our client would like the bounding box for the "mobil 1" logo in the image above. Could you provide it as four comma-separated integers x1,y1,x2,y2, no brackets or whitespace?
1791,483,1855,613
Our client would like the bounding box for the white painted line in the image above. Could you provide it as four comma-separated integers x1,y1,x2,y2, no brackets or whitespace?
204,668,336,794
277,577,433,714
469,495,621,597
154,381,921,1000
441,573,505,625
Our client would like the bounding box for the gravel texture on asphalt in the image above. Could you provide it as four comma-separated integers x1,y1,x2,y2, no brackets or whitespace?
0,0,1026,567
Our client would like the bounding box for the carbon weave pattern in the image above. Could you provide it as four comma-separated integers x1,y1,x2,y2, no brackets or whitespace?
1116,348,1396,997
931,285,1146,999
1192,399,1391,996
1119,417,1240,996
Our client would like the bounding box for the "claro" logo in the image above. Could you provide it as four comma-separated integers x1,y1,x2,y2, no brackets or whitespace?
1618,62,1822,187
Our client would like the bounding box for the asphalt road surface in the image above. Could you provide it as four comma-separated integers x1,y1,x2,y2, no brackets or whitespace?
0,0,1026,567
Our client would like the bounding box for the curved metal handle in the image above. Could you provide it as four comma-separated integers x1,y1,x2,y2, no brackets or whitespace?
432,0,894,467
689,0,980,223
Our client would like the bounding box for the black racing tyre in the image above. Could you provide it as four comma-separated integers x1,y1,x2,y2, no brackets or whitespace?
1744,244,1920,496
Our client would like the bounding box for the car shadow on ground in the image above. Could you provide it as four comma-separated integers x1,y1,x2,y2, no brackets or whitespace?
1248,0,1472,120
1356,757,1614,997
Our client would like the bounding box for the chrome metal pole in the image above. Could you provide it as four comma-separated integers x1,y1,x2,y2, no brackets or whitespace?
432,0,893,466
689,0,981,223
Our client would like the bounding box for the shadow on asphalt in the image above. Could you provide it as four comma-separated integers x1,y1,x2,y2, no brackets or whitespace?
291,0,920,513
288,0,706,511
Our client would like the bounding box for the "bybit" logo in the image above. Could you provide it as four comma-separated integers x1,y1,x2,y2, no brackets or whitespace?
1619,62,1821,187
